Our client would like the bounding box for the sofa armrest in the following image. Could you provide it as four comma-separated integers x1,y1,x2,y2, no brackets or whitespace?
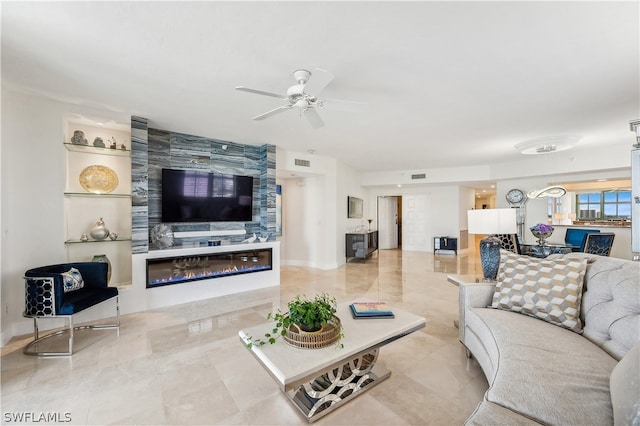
459,282,496,344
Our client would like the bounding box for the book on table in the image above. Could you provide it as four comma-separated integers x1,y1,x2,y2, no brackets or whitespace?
350,301,395,319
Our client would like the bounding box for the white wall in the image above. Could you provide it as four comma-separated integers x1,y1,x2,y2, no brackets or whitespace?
277,150,343,270
365,185,462,252
280,177,322,267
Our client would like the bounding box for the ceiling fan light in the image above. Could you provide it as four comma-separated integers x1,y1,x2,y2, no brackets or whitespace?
515,136,580,155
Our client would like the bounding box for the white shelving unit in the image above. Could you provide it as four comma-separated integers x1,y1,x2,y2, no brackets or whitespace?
63,117,132,287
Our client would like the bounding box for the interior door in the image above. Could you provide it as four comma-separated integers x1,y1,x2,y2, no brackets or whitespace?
378,196,398,249
402,194,431,252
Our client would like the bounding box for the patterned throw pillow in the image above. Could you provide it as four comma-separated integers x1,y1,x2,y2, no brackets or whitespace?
491,250,588,333
60,267,84,293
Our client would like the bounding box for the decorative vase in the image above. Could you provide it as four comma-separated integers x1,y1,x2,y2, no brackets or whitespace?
479,235,501,281
89,217,110,240
91,254,112,283
93,137,105,148
531,230,553,246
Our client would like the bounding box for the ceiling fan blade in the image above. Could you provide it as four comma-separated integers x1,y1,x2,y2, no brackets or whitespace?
318,98,368,112
235,86,287,100
303,68,334,96
251,105,292,120
304,108,324,129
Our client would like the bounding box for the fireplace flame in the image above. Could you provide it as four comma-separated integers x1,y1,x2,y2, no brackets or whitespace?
147,251,272,287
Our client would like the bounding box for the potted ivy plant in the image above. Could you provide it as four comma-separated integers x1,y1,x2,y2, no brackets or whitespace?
247,292,342,348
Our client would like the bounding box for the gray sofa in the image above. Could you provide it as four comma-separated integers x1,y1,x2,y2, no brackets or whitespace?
459,252,640,425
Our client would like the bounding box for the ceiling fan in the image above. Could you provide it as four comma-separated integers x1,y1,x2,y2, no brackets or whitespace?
235,68,365,129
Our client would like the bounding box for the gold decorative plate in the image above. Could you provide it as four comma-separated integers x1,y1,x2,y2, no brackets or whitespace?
79,165,119,194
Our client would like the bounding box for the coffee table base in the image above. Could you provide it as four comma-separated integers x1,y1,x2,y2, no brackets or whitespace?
287,349,389,422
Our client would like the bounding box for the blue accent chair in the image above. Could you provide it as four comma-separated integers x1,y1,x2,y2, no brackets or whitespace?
23,262,119,357
564,228,600,252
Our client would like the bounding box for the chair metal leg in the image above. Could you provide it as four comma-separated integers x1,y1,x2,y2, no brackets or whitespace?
23,296,120,357
23,316,74,357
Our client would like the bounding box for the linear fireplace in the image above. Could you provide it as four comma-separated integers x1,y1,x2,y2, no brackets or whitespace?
146,248,273,288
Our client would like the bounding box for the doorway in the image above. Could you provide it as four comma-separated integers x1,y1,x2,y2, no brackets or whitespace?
377,196,402,249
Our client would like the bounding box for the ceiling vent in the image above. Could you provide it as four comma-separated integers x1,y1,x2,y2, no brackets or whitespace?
295,159,311,167
411,173,426,180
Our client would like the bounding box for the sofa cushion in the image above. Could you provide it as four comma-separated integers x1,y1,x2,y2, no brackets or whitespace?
560,253,640,360
465,400,542,425
491,250,588,333
610,342,640,425
60,267,84,293
473,308,617,425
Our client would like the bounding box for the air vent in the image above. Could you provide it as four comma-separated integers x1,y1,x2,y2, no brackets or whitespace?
411,173,426,180
295,159,311,167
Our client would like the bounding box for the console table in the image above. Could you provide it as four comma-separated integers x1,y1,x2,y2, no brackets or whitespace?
345,230,378,262
434,236,458,255
238,302,425,422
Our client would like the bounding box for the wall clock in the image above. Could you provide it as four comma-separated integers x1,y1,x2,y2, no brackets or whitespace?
506,188,526,206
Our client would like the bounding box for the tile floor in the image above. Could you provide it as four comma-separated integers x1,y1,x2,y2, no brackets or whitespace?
1,249,488,425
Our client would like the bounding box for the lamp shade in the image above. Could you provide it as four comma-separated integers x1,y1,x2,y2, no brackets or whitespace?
467,208,517,235
468,208,517,280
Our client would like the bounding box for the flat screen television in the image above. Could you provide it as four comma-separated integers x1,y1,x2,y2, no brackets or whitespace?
162,168,253,222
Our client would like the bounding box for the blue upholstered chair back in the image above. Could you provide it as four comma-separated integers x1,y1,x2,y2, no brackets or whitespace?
496,233,521,254
565,228,600,252
24,262,116,317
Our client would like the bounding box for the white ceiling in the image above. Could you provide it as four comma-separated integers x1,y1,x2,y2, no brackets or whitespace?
2,1,638,174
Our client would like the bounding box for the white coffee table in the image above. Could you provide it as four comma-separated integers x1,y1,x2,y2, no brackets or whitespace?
238,302,426,422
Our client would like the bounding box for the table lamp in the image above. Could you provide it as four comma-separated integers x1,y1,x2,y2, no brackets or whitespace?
468,208,517,280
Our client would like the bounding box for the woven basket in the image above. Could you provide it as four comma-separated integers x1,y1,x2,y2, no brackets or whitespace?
283,316,342,349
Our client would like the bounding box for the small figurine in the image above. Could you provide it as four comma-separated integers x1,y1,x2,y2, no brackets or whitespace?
93,137,105,148
109,137,117,149
120,144,127,150
80,233,89,242
71,130,88,145
242,233,257,243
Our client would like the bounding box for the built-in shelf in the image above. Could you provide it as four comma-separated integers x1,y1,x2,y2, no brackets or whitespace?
173,230,247,238
64,142,130,156
65,238,132,244
64,192,131,198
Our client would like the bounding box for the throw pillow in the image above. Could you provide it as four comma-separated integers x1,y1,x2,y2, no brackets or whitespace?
491,249,588,333
60,267,84,293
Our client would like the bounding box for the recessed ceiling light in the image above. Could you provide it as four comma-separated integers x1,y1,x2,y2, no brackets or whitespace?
515,135,580,155
397,184,402,188
96,122,104,126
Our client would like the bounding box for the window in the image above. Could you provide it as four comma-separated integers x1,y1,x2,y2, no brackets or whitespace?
576,190,631,220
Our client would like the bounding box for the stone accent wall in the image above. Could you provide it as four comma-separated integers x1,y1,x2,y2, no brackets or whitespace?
131,116,149,254
130,118,276,252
